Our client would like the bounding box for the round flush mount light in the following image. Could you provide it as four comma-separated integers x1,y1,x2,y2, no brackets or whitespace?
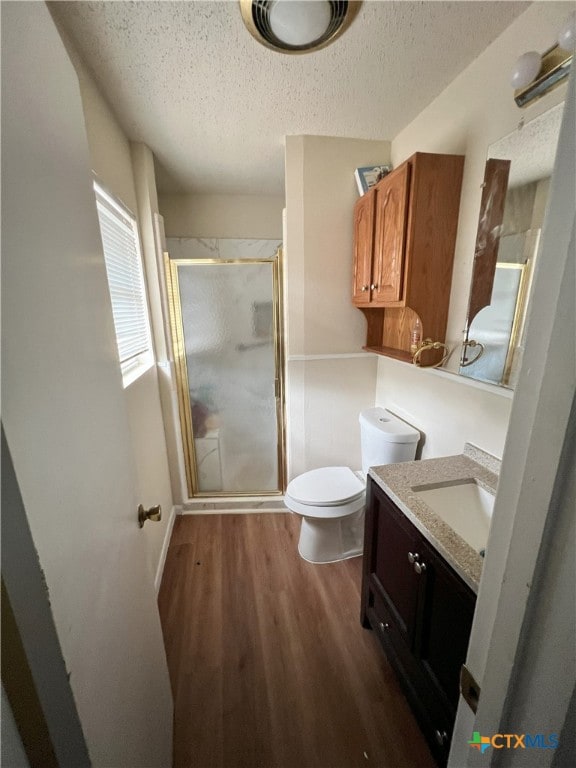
240,0,361,54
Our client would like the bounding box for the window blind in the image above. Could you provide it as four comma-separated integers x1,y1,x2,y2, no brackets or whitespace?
94,182,153,382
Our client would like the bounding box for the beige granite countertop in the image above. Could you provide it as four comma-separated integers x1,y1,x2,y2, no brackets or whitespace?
368,443,500,593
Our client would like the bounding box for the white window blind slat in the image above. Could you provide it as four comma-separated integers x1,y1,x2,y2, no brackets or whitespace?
93,182,153,384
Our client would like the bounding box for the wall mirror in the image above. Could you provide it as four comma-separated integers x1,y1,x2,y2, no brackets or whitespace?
458,102,565,389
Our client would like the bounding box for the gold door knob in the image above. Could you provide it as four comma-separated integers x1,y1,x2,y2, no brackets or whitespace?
138,504,162,528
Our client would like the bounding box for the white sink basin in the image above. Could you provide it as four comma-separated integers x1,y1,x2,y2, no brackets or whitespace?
412,480,494,554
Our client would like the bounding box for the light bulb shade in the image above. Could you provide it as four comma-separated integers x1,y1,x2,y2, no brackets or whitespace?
269,0,331,46
510,51,541,89
240,0,361,54
557,10,576,50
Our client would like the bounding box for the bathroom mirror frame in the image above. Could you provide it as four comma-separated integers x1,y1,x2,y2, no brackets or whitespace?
457,101,565,389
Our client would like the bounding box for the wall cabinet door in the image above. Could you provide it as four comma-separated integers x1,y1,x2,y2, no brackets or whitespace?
352,190,376,305
351,153,464,361
372,163,411,304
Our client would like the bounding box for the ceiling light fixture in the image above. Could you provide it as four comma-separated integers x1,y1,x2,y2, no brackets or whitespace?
240,0,361,54
511,11,575,108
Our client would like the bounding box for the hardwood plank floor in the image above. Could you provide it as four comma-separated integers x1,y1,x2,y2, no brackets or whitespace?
158,513,436,768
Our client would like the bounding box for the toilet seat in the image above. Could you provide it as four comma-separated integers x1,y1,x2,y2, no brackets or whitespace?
285,467,365,519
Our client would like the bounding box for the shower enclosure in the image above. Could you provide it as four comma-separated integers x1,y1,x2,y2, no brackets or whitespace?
166,239,285,497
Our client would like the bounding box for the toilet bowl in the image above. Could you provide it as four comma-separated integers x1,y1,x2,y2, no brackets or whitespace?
285,408,420,563
285,466,366,563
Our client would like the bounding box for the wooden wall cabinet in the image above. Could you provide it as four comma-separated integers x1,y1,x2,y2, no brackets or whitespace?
352,153,464,362
361,477,475,766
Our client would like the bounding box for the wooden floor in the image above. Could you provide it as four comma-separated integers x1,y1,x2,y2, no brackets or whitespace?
158,514,435,768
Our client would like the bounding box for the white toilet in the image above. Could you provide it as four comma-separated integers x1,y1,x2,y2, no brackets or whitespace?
285,407,420,563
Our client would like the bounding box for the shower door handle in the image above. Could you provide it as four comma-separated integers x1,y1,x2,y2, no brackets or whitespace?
274,378,280,397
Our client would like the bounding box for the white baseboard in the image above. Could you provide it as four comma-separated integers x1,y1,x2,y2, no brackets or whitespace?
180,507,288,515
181,498,287,516
154,505,180,594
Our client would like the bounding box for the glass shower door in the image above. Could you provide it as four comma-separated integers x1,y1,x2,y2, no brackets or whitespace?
167,255,284,496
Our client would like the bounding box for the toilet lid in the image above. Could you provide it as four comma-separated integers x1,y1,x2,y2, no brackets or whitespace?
286,467,365,506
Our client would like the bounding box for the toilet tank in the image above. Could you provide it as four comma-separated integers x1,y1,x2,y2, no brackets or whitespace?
359,407,420,474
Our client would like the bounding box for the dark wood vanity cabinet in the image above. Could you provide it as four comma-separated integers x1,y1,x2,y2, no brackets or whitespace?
361,477,476,766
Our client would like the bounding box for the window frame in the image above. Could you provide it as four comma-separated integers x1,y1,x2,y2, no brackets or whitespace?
93,179,155,387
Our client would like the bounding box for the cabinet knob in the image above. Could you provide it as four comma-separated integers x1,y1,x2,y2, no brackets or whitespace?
414,561,427,575
407,551,419,564
435,730,448,746
370,283,377,290
378,621,390,631
360,285,369,292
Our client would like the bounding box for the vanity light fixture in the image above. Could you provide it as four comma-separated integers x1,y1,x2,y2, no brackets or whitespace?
239,0,361,54
512,11,575,107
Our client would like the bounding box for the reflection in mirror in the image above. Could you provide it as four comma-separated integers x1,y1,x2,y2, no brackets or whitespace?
460,102,564,388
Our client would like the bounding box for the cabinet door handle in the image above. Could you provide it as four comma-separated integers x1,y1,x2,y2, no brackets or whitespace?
407,551,419,564
378,621,390,631
435,730,448,746
370,283,378,290
414,561,427,575
360,285,369,292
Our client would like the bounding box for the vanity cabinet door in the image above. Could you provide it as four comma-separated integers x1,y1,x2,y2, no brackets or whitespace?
352,190,376,305
362,479,423,649
417,540,476,712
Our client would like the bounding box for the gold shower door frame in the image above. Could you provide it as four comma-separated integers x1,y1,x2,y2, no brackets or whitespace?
165,250,286,498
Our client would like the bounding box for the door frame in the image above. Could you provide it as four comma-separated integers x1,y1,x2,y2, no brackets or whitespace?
448,69,575,766
1,427,91,768
165,249,286,498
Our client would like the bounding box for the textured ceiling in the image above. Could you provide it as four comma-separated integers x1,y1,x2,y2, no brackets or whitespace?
51,1,530,195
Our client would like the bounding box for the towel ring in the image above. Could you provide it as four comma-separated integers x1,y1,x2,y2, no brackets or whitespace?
460,339,485,367
412,340,450,368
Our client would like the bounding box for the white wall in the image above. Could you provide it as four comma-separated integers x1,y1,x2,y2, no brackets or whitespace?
159,192,284,238
375,2,570,460
375,361,513,459
59,25,175,575
131,142,188,522
284,135,391,477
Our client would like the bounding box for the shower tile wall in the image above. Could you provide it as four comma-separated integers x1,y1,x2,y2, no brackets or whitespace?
167,237,282,261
